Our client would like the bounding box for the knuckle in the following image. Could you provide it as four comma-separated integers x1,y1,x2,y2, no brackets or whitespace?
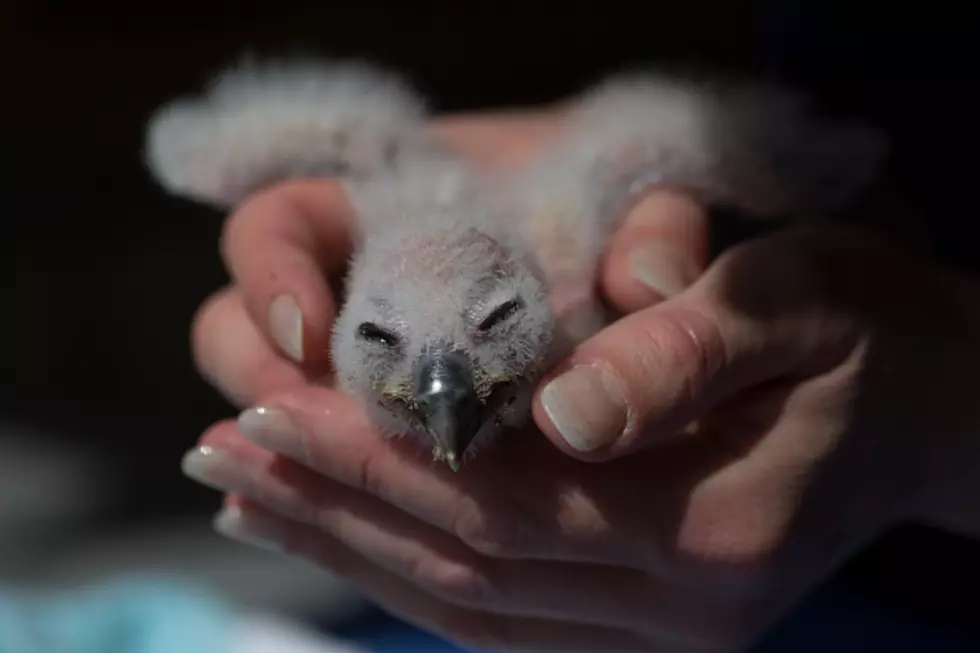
355,452,388,499
191,287,227,336
450,504,495,553
219,184,300,265
630,307,725,409
450,501,528,558
190,288,231,360
421,559,495,606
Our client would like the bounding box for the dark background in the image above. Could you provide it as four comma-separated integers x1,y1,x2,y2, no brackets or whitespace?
3,0,979,641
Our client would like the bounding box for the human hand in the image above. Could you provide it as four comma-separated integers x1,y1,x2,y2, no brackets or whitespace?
191,108,709,409
184,218,980,651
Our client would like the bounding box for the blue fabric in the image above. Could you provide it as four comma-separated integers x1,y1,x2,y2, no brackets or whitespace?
0,576,233,653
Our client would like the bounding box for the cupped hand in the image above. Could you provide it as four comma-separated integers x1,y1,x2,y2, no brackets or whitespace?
184,219,980,651
190,108,710,409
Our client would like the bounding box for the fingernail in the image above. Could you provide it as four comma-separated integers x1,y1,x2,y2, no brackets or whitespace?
238,406,309,462
213,505,285,553
540,364,628,451
269,294,304,362
628,242,690,298
181,445,235,489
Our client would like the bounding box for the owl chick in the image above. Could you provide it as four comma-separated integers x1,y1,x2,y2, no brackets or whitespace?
144,57,887,470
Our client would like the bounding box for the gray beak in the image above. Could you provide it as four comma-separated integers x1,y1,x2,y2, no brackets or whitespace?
412,349,484,471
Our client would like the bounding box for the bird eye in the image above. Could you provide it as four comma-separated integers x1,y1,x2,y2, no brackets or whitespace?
357,322,400,347
478,298,524,331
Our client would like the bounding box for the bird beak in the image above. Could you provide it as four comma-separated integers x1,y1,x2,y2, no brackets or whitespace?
412,349,485,471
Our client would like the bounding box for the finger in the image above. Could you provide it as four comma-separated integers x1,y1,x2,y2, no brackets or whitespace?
183,428,724,647
599,189,711,313
191,286,310,407
534,235,855,460
213,499,658,653
198,386,759,583
209,385,683,569
219,178,355,366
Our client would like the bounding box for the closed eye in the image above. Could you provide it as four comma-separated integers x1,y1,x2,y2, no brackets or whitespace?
478,298,524,331
357,322,401,347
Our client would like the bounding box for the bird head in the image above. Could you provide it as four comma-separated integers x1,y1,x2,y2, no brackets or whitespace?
331,222,556,470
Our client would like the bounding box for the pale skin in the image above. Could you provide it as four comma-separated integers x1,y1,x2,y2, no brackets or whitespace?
184,107,980,652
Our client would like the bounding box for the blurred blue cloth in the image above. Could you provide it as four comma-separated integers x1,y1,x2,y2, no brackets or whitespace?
0,576,233,653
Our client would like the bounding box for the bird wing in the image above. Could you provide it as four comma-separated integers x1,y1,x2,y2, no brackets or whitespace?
143,56,440,209
506,69,889,341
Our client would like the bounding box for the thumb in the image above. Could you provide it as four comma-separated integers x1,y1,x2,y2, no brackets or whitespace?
532,298,744,461
532,235,848,461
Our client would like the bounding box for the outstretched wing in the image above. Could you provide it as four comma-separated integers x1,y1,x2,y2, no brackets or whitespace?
143,56,439,209
507,69,889,340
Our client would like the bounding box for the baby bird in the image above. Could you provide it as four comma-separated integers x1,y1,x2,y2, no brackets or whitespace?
145,57,887,470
